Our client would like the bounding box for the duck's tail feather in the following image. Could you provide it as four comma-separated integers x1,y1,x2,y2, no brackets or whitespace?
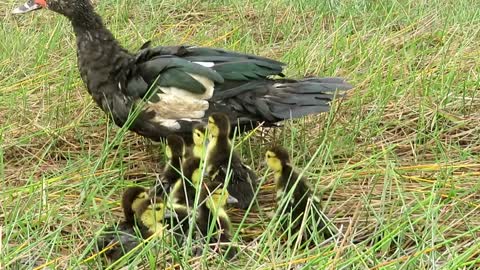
213,77,353,124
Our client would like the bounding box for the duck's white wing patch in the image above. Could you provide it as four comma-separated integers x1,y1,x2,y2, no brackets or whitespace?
158,73,214,100
144,92,209,128
158,119,181,130
194,61,215,68
141,71,216,129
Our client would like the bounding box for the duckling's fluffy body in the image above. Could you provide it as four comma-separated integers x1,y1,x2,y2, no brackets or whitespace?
266,147,332,241
170,124,208,206
197,181,238,259
150,135,187,199
206,113,257,209
96,186,152,261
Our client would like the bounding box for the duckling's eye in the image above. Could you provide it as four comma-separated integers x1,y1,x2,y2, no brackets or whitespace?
154,206,162,211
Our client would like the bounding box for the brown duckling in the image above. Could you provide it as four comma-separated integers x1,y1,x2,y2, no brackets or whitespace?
122,186,149,225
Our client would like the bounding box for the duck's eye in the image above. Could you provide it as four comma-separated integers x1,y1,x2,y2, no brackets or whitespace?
154,206,162,211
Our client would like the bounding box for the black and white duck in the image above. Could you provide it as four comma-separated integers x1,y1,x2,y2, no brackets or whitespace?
16,0,353,142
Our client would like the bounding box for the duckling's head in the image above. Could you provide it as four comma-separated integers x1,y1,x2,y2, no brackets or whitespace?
192,123,208,158
208,113,231,138
166,135,185,160
192,123,207,146
205,182,238,209
122,186,149,222
266,146,291,173
137,199,168,232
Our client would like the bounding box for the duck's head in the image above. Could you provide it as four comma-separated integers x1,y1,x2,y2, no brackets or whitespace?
165,135,185,160
26,0,94,17
122,186,149,222
204,182,238,210
265,146,291,173
207,113,231,139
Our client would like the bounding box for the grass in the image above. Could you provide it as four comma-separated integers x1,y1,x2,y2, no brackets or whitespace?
1,0,480,268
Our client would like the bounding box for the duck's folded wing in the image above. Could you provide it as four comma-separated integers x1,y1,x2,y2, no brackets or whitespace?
133,45,285,89
126,55,224,100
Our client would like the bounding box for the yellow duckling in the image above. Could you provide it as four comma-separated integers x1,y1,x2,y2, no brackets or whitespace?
170,123,209,206
197,181,239,260
265,146,333,242
96,186,151,262
150,134,186,198
206,112,258,209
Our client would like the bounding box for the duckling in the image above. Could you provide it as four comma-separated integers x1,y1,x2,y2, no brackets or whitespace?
265,146,333,242
169,122,211,206
150,135,187,198
191,123,208,159
122,186,149,225
99,199,172,261
197,181,239,260
206,112,258,209
135,199,170,236
96,186,150,261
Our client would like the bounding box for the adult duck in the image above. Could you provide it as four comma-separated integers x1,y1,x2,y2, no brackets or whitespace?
19,0,353,141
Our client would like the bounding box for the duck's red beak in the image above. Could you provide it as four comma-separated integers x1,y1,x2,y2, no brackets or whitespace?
34,0,47,7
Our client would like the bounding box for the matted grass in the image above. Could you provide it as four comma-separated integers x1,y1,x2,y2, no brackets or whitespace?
1,0,480,269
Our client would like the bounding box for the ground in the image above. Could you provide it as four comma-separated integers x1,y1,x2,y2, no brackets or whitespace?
1,0,479,269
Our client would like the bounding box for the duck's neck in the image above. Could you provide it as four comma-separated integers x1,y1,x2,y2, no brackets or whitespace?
68,7,119,45
207,202,227,218
67,8,131,94
70,7,105,32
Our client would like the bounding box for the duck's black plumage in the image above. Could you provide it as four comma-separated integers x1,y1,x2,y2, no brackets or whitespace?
163,135,186,183
266,146,333,241
95,221,151,262
25,0,353,141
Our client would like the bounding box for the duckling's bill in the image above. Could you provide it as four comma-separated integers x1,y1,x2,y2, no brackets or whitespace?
227,194,239,204
163,208,178,219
